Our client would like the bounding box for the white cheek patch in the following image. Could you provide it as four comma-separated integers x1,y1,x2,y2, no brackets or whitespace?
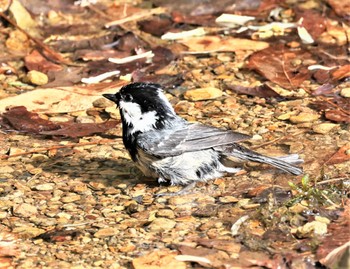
119,100,159,132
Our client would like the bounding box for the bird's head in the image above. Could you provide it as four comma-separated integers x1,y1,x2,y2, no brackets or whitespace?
103,82,176,132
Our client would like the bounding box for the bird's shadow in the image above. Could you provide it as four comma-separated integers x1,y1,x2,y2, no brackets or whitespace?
36,154,160,188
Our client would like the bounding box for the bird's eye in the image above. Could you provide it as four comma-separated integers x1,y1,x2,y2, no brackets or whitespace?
124,94,133,102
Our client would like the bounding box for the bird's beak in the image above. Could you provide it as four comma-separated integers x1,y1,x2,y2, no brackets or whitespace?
103,93,119,103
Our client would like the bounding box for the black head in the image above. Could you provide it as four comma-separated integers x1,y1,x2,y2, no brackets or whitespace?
104,83,175,113
103,82,176,132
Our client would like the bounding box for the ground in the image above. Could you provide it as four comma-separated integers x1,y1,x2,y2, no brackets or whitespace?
0,0,349,268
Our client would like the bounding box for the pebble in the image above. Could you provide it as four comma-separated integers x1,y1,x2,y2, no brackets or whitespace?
289,112,320,123
12,226,45,238
32,183,55,191
340,88,350,98
60,194,81,203
93,97,114,108
26,70,48,86
156,209,175,219
312,123,338,134
219,196,239,204
0,166,14,173
148,218,176,231
184,87,223,101
94,227,117,238
13,203,38,217
105,106,120,119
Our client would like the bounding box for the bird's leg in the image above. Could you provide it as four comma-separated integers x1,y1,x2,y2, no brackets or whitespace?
155,182,197,197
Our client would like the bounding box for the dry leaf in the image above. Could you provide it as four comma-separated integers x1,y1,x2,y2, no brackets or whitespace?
180,36,269,53
132,249,186,269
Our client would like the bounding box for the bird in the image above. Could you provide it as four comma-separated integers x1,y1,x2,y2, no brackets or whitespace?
103,82,303,188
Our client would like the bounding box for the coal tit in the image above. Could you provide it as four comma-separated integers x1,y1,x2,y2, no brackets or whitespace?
103,83,303,186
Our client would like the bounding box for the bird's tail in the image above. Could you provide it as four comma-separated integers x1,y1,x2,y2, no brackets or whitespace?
224,144,303,175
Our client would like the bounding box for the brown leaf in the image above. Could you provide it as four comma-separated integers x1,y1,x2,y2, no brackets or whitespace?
24,50,63,73
180,36,269,53
138,16,173,37
325,110,350,123
317,200,350,268
132,249,186,269
325,145,350,165
1,106,119,138
331,65,350,81
40,120,119,138
326,0,350,18
2,106,60,133
247,44,312,89
226,83,281,98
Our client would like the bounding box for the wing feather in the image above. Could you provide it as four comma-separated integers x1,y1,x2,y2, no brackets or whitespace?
138,123,251,157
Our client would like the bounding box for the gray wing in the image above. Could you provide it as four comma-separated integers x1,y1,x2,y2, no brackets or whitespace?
138,123,251,157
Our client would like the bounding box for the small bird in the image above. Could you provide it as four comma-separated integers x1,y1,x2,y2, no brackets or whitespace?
103,82,303,187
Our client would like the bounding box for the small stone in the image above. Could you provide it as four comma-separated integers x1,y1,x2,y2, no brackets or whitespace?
61,194,81,203
340,88,350,98
105,106,120,119
12,226,45,238
88,182,106,190
76,116,95,123
31,154,49,162
94,227,117,238
93,97,114,108
219,196,239,204
32,183,55,191
26,70,48,86
156,209,175,219
297,220,328,235
0,166,14,173
49,116,71,123
289,112,320,123
148,218,176,231
13,203,38,217
184,87,223,101
312,123,338,134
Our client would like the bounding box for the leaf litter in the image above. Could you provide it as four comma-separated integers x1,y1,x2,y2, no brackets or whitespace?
0,0,349,268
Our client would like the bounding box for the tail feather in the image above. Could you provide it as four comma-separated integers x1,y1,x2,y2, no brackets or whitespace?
223,144,303,175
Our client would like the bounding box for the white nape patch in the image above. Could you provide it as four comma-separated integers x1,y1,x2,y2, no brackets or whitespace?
119,100,158,132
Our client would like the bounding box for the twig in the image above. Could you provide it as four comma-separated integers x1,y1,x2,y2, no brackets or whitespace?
316,177,348,185
319,96,350,115
0,139,117,160
104,7,166,28
0,12,68,65
251,130,306,150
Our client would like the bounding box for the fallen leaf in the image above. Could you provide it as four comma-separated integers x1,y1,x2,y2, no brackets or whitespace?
247,44,312,89
180,36,269,53
24,50,63,73
132,249,186,269
326,0,350,18
227,83,281,97
317,200,350,268
331,65,350,81
325,145,350,165
41,120,119,138
2,106,60,133
1,106,119,138
0,82,126,113
138,16,173,37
